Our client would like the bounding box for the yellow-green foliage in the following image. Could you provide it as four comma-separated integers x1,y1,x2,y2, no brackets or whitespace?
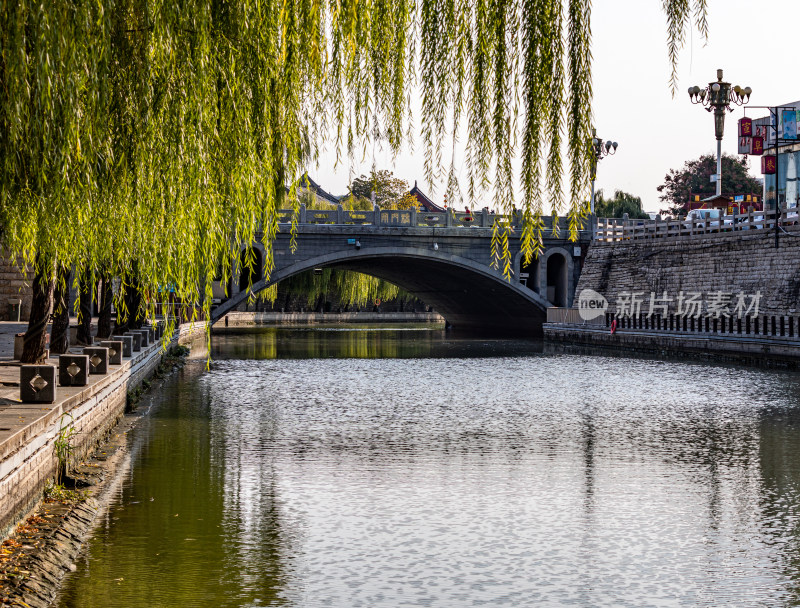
0,0,707,320
279,267,401,309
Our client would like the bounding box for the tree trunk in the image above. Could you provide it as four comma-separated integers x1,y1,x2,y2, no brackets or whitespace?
50,265,72,354
115,270,142,332
21,259,55,363
114,281,129,334
97,274,114,338
76,271,93,344
128,278,143,330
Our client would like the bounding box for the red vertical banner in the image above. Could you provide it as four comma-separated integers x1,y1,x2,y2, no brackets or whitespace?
762,155,776,174
751,136,764,155
739,117,753,137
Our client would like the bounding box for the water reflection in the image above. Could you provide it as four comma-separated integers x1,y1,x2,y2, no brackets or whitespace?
57,328,800,607
57,364,289,608
211,326,544,360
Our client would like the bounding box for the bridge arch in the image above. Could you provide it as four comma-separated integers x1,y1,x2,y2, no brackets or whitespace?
540,246,574,308
211,246,554,335
238,246,264,293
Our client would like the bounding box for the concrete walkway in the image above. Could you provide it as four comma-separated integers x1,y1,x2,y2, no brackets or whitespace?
0,320,98,404
0,319,129,445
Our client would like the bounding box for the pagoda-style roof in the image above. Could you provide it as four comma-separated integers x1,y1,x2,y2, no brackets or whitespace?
409,181,445,212
301,174,341,206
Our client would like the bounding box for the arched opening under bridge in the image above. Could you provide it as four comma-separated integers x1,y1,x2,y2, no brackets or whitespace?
212,248,553,336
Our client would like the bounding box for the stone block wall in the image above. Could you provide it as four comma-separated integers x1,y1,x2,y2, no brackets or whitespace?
575,229,800,317
0,248,33,321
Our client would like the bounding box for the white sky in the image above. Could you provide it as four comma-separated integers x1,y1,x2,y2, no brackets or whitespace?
311,0,800,213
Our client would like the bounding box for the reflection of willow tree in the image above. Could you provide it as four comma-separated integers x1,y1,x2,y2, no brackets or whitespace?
1,0,710,362
56,364,289,606
212,329,444,359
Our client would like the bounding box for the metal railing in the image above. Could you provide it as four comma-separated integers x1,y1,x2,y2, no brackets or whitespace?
547,308,800,340
595,209,796,242
546,307,604,325
603,311,800,339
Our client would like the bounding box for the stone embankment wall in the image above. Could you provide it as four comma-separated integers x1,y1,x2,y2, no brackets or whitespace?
0,323,207,539
575,229,800,316
0,249,33,321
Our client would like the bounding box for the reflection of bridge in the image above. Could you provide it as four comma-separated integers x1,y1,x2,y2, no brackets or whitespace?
210,206,592,335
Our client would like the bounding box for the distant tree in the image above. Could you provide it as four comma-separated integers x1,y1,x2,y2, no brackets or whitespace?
594,190,650,219
349,169,417,210
657,154,762,216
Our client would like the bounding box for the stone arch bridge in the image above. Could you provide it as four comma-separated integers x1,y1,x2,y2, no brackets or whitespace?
210,206,592,335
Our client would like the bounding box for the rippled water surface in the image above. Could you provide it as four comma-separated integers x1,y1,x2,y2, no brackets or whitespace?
57,327,800,607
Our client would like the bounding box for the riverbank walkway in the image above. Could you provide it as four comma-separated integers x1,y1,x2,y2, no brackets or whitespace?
0,320,98,404
0,319,149,470
0,318,209,539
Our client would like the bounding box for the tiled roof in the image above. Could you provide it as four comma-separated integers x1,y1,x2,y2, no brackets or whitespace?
409,181,445,212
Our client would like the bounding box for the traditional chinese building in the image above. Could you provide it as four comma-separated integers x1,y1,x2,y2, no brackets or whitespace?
409,181,445,212
295,174,342,208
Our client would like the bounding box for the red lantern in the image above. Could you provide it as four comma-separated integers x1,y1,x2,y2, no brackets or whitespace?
762,155,776,174
751,136,764,155
739,117,753,137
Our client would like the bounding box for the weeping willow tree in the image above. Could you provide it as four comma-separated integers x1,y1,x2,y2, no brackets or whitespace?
0,0,709,361
269,267,407,311
284,176,410,309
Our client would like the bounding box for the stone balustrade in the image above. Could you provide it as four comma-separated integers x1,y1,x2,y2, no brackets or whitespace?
595,209,794,242
274,204,565,230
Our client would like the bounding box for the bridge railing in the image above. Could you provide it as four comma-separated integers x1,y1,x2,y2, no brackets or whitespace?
275,204,528,228
274,204,593,233
595,209,793,242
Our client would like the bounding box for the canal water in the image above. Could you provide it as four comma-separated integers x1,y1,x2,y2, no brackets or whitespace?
57,327,800,607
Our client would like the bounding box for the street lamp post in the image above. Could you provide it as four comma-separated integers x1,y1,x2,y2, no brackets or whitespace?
590,129,618,217
688,69,752,197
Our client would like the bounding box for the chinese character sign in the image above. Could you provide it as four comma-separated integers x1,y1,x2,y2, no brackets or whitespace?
738,117,753,137
751,136,764,155
762,155,776,175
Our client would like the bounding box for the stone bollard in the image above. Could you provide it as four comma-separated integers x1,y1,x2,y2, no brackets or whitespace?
13,333,24,360
113,335,134,358
100,340,124,365
58,355,90,387
83,347,109,375
125,332,142,352
132,329,149,348
20,365,57,404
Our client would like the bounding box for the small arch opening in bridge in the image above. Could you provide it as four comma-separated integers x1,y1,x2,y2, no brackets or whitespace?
546,253,568,307
521,258,539,294
239,248,263,293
